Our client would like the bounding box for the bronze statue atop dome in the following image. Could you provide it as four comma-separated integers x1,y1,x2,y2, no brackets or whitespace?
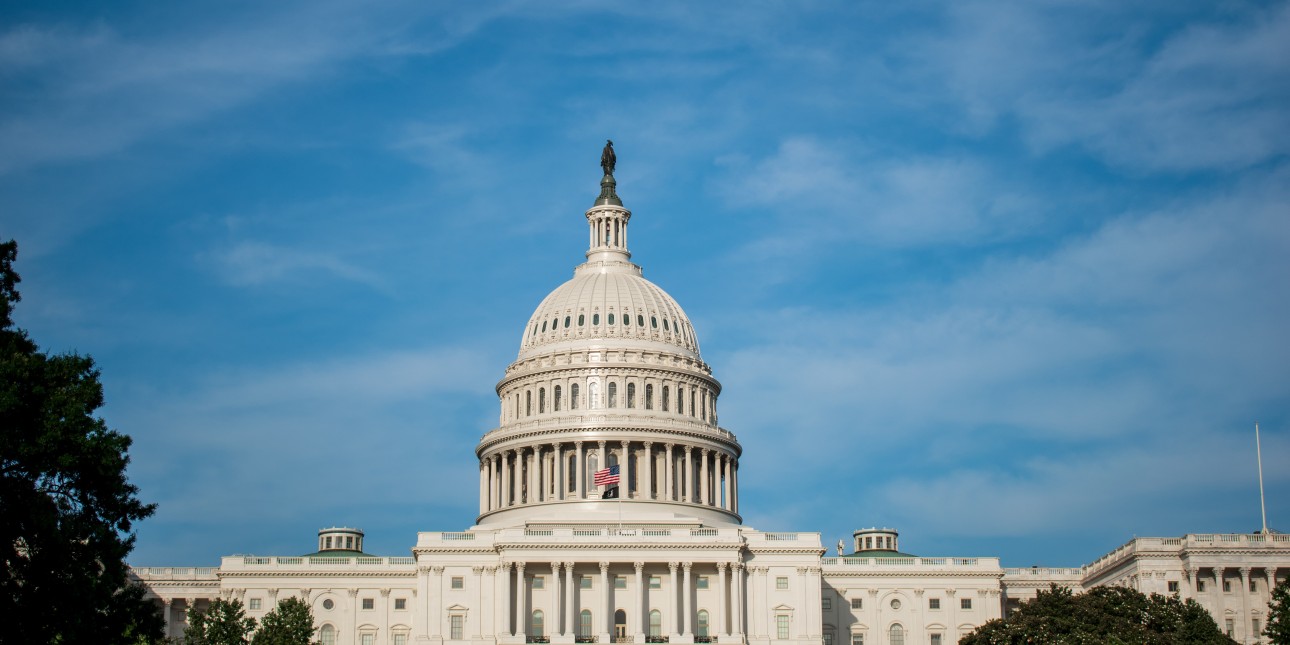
601,139,616,176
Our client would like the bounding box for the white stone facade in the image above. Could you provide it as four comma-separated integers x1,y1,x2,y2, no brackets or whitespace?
131,166,1290,645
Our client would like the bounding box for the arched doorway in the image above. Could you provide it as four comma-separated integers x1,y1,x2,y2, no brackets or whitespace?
614,609,627,641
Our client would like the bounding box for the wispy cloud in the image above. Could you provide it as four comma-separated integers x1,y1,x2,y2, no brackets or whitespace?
208,241,388,291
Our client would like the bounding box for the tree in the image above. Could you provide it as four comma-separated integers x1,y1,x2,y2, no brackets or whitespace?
251,596,318,645
960,584,1236,645
0,239,162,642
185,598,257,645
1267,576,1290,644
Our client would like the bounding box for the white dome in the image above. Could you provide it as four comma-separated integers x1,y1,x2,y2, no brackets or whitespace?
517,263,701,360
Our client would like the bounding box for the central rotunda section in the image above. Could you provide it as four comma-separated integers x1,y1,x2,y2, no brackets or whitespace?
476,163,742,528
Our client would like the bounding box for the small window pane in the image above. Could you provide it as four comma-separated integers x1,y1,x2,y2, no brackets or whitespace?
651,316,658,328
249,598,261,610
664,319,670,331
542,321,547,332
615,576,627,589
649,576,661,589
594,313,601,325
362,598,374,610
452,576,464,589
533,576,544,589
581,576,593,589
696,576,709,589
579,314,585,326
638,315,645,327
565,316,571,328
609,313,615,325
776,576,789,590
395,598,406,610
850,598,862,609
961,598,972,610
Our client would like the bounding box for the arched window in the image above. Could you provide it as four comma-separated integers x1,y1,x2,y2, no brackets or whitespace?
700,390,707,421
580,610,593,638
627,383,636,408
571,383,580,410
651,316,658,329
320,625,337,645
593,313,600,325
677,386,684,415
608,383,617,408
532,610,545,638
568,454,577,492
888,624,904,645
541,321,547,332
608,313,615,325
649,610,663,638
587,454,598,494
662,386,669,412
645,384,654,410
690,391,697,417
590,381,600,409
579,314,585,326
539,388,546,414
554,385,562,412
564,316,571,328
663,319,670,331
615,609,627,639
638,315,645,327
624,312,631,326
526,391,532,416
697,610,710,638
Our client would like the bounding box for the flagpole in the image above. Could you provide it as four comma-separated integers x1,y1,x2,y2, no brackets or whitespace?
1257,422,1269,535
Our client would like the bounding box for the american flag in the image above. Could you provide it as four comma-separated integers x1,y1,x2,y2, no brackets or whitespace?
593,465,620,486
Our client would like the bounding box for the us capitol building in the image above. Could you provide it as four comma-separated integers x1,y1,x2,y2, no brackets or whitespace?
132,150,1290,645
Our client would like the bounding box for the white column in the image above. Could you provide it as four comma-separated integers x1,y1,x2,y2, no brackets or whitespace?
621,441,630,497
669,562,681,638
566,561,576,639
721,455,731,510
635,562,647,642
643,442,654,500
480,463,488,514
1240,567,1251,641
599,562,612,643
684,447,693,503
501,452,511,507
552,562,564,637
556,444,565,501
731,460,739,515
717,564,729,638
528,448,537,504
576,442,586,500
665,444,675,501
732,564,744,640
536,446,544,503
500,563,513,636
516,562,528,638
487,457,496,512
700,449,710,505
597,441,608,496
431,566,445,638
162,599,172,639
682,562,693,637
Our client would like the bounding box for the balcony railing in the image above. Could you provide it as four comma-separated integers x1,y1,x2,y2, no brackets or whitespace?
575,636,599,643
645,637,669,643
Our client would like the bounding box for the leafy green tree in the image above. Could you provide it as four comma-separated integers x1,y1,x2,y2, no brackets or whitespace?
251,596,318,645
960,584,1236,645
0,239,162,643
185,598,257,645
1267,576,1290,644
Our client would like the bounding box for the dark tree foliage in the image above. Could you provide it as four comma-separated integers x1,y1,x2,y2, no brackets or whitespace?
0,240,162,643
960,584,1236,645
251,596,318,645
185,598,257,645
1268,576,1290,644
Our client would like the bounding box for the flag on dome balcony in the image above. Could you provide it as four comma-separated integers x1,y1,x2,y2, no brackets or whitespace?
594,465,620,486
602,486,620,499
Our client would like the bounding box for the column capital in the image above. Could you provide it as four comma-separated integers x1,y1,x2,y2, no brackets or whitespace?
665,442,675,449
945,588,956,597
552,562,563,573
733,562,745,572
701,447,710,456
682,562,693,572
635,562,645,573
599,562,610,574
267,589,278,599
1239,567,1251,577
685,445,693,454
347,589,359,598
715,562,728,573
185,597,197,606
576,440,584,447
564,561,576,569
644,440,653,447
669,562,679,572
380,588,392,597
516,561,527,572
298,590,311,601
432,565,445,574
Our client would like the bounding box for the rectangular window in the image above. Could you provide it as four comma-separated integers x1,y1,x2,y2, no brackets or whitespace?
1168,581,1179,593
362,598,374,610
776,576,789,590
451,615,464,640
615,576,627,589
776,615,790,640
823,634,832,645
1251,580,1258,592
929,598,940,610
248,598,261,610
961,598,972,610
451,576,464,590
395,598,407,610
1253,618,1261,637
697,576,709,590
851,635,863,645
1223,581,1232,592
649,576,661,589
394,635,408,645
581,576,593,589
533,576,544,590
361,635,374,645
930,635,942,645
1225,618,1233,637
822,597,831,610
1198,581,1206,592
850,598,863,610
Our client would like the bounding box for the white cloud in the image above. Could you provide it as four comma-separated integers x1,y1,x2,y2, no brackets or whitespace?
209,241,388,291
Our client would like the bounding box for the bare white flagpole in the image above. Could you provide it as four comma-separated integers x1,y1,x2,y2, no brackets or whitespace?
1257,422,1269,535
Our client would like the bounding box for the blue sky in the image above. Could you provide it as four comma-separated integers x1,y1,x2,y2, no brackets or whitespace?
2,1,1288,568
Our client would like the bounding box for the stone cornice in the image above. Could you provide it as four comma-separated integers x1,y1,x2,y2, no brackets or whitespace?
499,362,720,393
477,423,741,456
